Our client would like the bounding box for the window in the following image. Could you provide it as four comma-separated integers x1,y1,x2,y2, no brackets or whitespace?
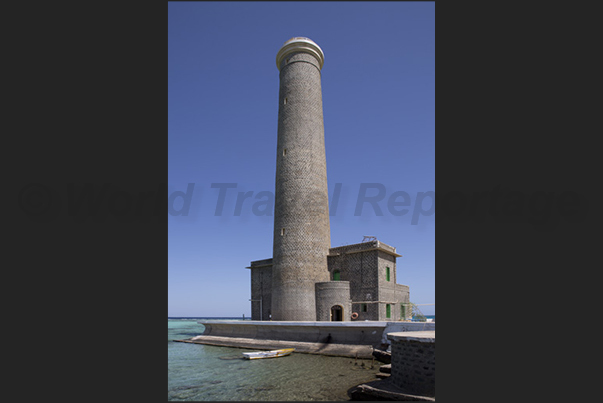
386,304,391,318
283,148,287,156
284,97,287,105
400,304,405,319
333,270,340,281
281,228,285,236
362,303,367,312
386,267,390,282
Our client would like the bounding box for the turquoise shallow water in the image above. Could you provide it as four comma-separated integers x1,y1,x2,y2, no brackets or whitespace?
167,319,382,401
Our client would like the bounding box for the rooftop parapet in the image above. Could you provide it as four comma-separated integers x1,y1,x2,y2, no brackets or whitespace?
329,240,402,257
246,258,273,269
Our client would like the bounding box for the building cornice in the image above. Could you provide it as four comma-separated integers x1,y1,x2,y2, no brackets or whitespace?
276,37,324,71
342,247,402,258
245,263,273,269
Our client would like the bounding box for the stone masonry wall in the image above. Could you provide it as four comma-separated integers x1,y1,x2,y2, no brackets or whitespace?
328,244,379,320
271,49,331,321
329,241,409,321
249,259,273,320
315,281,352,321
390,339,435,396
250,266,273,321
377,251,398,320
250,241,409,321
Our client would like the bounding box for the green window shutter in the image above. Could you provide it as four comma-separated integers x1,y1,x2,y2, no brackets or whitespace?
333,270,340,281
386,267,390,282
400,304,405,319
386,304,391,318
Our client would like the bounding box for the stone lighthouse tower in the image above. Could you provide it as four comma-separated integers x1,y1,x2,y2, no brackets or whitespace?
271,37,331,321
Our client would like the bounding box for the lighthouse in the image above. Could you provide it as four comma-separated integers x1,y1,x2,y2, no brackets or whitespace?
270,37,331,321
247,38,409,323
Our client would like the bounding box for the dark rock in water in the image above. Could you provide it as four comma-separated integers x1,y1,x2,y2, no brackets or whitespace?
348,379,435,401
347,386,374,401
372,349,391,364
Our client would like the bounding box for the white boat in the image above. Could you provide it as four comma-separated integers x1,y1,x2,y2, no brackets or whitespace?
242,348,295,360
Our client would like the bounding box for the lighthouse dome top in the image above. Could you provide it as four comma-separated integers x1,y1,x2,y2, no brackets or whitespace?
276,37,324,71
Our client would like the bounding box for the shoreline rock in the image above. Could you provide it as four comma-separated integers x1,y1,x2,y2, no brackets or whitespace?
379,364,391,373
347,378,435,401
372,349,392,364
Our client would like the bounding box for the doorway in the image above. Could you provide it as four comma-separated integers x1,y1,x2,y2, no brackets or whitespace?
331,305,343,321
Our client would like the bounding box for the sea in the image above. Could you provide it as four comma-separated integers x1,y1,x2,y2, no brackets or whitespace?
168,316,435,401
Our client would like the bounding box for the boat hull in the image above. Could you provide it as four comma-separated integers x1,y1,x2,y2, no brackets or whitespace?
242,348,295,360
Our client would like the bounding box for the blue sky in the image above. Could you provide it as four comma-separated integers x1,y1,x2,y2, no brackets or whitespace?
168,2,435,317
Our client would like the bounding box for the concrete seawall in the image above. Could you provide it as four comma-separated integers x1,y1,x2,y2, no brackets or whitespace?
180,336,376,358
173,321,435,358
200,321,387,345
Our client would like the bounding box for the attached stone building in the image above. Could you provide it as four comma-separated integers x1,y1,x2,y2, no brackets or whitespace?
247,239,411,322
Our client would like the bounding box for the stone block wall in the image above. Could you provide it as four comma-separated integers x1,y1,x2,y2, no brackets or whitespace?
248,240,410,321
249,259,273,320
272,48,331,321
329,241,409,321
328,244,379,319
315,281,352,321
388,332,435,397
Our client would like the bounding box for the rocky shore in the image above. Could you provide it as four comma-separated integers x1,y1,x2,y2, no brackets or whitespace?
348,378,435,401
